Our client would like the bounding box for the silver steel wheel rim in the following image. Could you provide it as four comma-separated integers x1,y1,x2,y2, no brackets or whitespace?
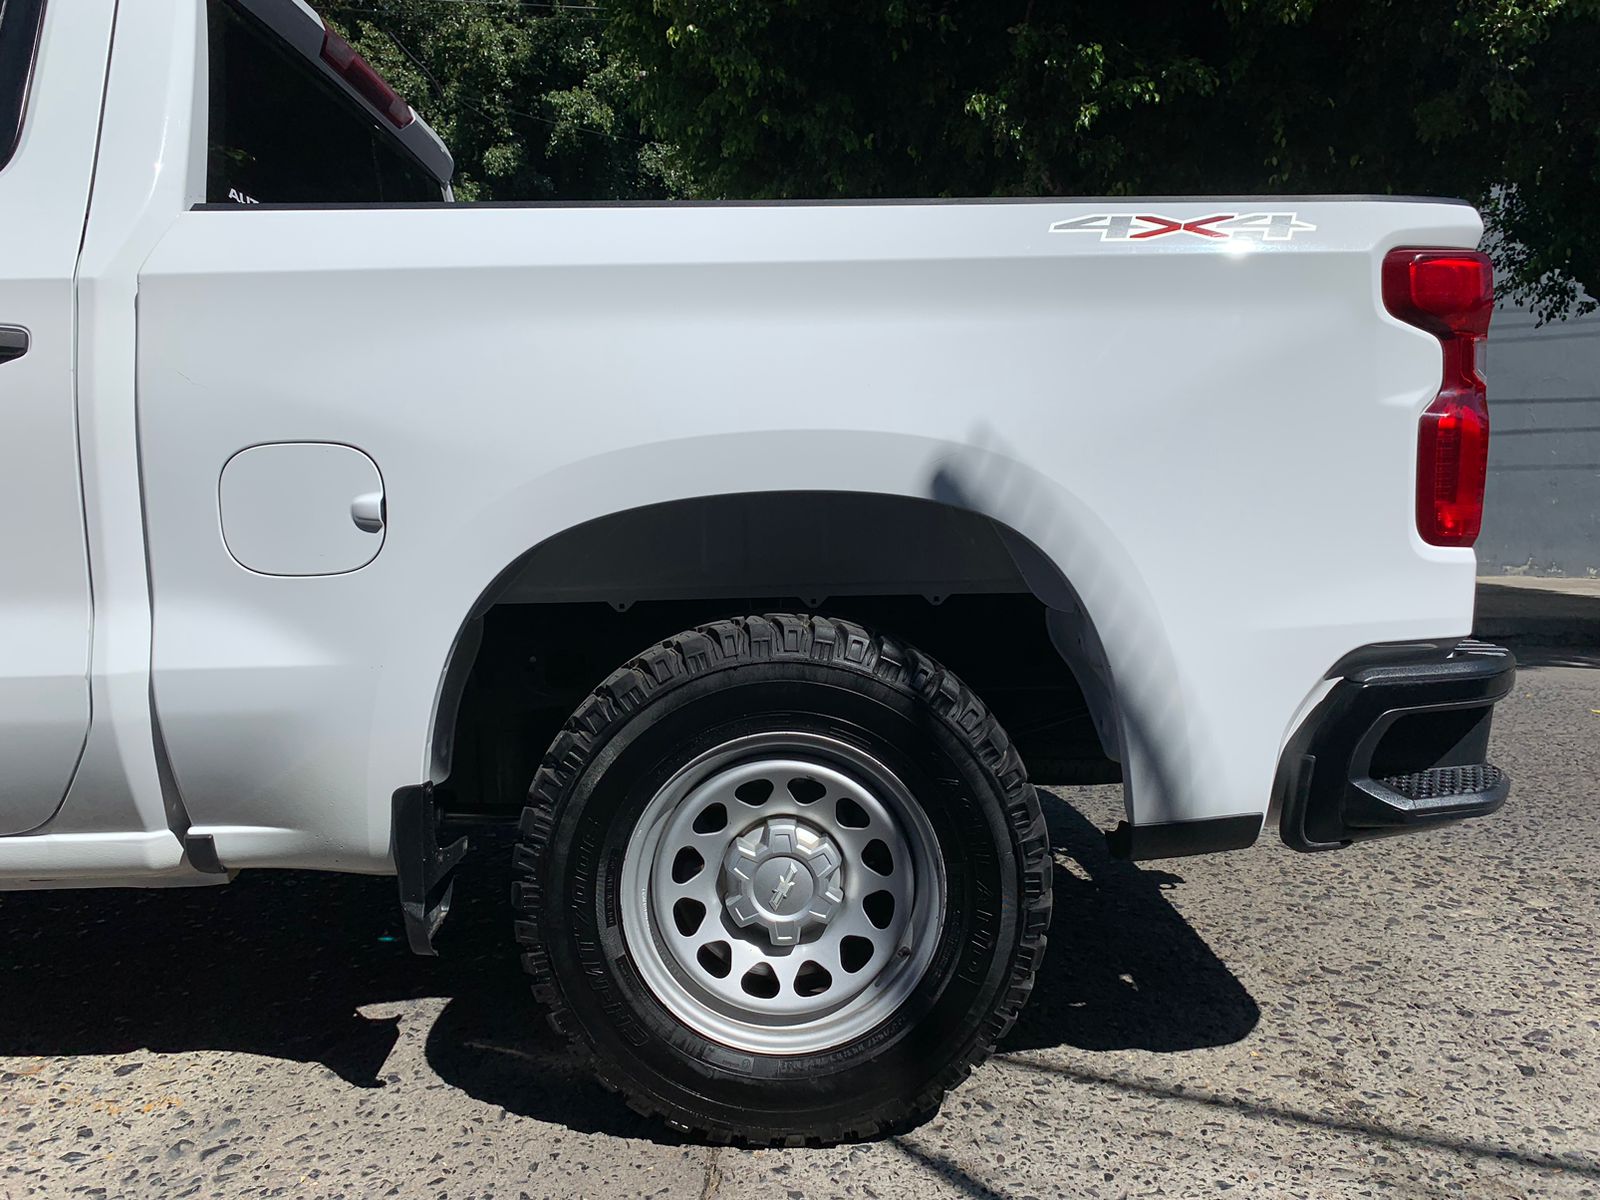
620,731,946,1055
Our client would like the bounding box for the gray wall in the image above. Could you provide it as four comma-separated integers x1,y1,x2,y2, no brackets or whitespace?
1476,303,1600,576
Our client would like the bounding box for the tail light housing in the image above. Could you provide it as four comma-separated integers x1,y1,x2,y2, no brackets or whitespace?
321,27,415,129
1382,249,1495,547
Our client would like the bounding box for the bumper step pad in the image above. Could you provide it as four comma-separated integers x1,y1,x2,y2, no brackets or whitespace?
1378,763,1505,804
1350,760,1511,830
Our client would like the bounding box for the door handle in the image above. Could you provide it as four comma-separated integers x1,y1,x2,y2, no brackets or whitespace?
350,490,385,533
0,326,27,365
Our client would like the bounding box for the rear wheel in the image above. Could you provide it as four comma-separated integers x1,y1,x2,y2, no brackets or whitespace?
513,614,1049,1144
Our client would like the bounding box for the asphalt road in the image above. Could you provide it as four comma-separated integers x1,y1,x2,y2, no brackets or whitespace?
2,588,1597,1199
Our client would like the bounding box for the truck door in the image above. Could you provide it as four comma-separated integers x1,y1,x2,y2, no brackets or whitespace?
0,1,115,833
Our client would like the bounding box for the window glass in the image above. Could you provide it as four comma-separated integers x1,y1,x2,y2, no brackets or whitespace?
206,0,440,204
0,0,46,174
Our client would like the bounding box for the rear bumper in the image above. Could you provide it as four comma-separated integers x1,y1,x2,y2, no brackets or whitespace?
1277,639,1515,852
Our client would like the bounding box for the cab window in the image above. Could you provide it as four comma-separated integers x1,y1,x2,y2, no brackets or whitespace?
206,0,441,204
0,0,46,174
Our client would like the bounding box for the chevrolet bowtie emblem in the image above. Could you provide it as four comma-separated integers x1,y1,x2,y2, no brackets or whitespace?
770,862,799,908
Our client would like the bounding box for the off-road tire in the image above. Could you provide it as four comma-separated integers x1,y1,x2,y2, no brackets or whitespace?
512,613,1050,1144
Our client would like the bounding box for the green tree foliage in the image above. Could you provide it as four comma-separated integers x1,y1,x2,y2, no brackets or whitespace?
607,0,1600,318
319,0,690,201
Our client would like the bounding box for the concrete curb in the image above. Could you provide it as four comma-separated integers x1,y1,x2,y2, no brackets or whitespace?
1474,579,1600,645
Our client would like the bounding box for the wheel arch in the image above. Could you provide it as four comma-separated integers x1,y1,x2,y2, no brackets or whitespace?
426,486,1127,806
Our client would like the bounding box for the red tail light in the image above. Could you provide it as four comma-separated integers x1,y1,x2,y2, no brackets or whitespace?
1382,249,1495,547
321,27,414,129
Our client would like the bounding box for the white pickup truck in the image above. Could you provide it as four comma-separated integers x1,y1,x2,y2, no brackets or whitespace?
1,0,1516,1144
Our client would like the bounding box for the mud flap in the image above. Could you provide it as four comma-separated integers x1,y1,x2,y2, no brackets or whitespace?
392,783,468,956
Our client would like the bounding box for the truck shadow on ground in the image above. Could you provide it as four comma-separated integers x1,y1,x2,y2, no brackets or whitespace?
0,793,1256,1141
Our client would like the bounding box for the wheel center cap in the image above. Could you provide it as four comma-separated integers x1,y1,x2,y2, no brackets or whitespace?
752,856,813,916
723,818,844,946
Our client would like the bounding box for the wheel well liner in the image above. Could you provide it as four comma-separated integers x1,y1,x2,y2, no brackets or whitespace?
429,491,1123,810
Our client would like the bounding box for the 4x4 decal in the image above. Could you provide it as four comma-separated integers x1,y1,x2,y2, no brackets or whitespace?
1049,212,1316,242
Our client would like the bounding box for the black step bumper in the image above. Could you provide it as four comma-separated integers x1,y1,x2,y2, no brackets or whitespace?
1277,639,1515,852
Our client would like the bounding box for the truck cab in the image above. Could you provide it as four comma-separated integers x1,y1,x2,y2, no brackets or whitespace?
0,0,449,849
